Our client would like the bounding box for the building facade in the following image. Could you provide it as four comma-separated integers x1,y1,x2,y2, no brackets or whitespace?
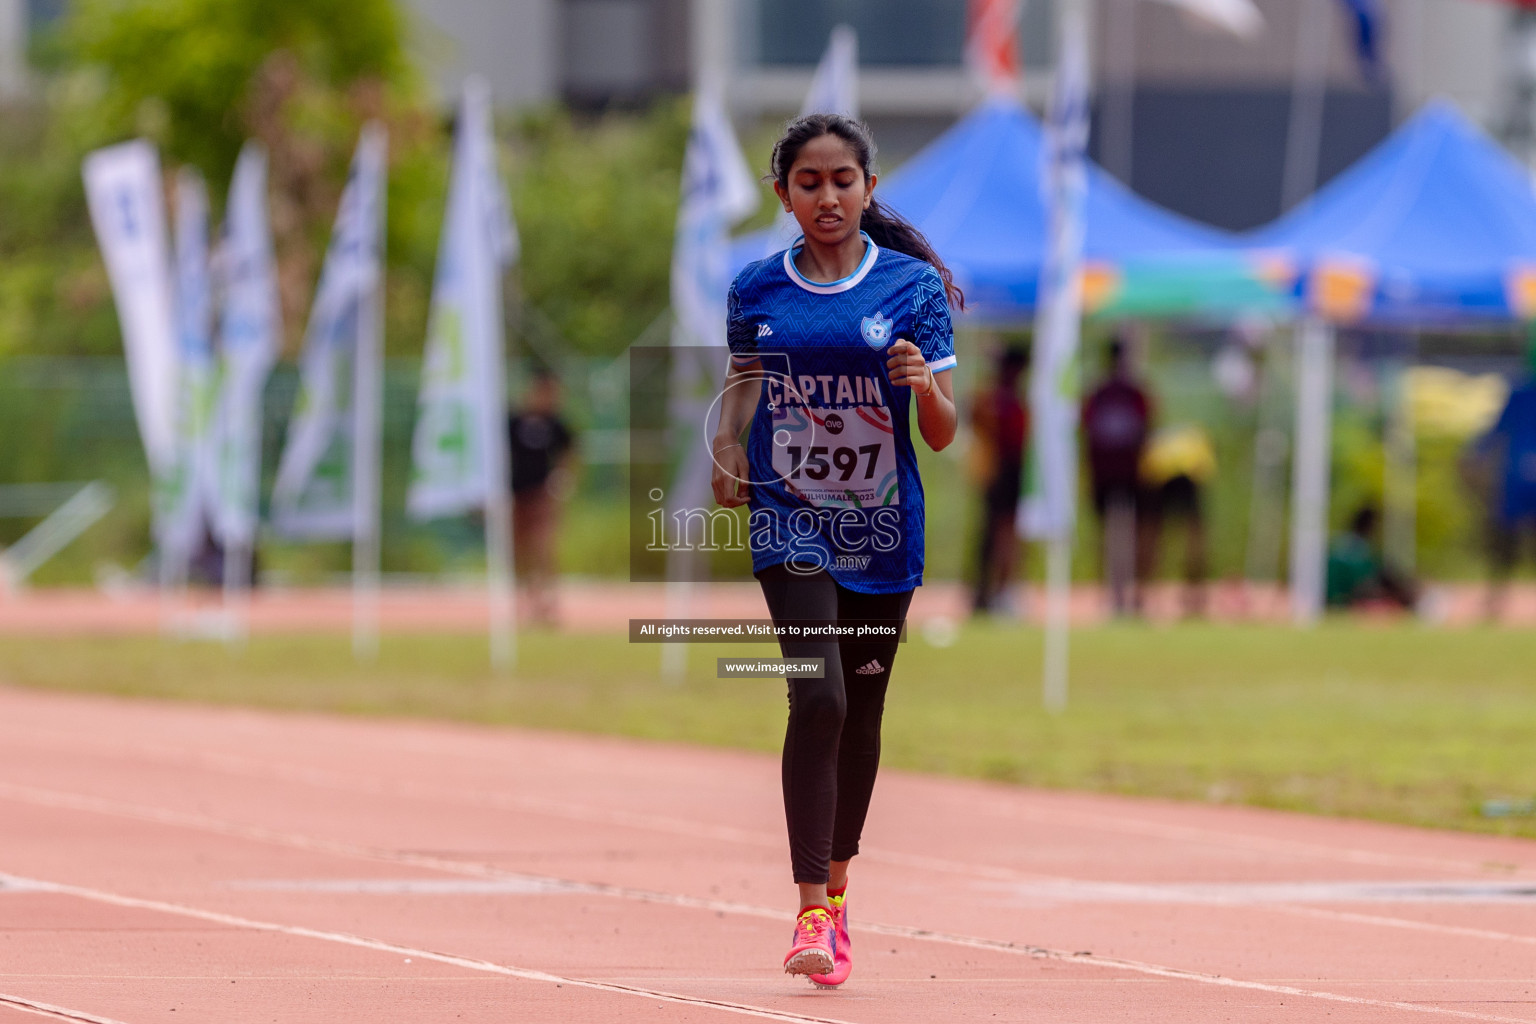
0,0,1516,231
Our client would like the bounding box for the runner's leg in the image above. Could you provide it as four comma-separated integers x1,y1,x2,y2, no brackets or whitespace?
829,584,913,875
756,562,845,896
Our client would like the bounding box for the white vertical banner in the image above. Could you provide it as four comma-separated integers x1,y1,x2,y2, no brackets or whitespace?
165,167,217,569
272,124,387,539
272,124,387,657
671,89,758,357
209,143,282,585
803,23,859,118
1026,0,1090,711
763,26,859,255
407,80,517,666
82,140,179,519
663,86,759,681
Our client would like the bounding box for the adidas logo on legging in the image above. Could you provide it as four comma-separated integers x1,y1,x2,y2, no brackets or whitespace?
854,660,884,676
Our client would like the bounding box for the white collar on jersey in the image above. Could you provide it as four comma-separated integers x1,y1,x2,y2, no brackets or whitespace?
782,231,880,295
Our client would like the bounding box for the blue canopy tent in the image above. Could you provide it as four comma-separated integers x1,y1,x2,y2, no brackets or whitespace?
1240,101,1536,623
1246,101,1536,325
731,99,1280,322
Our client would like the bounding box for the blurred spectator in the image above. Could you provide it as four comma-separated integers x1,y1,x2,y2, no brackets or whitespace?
187,526,259,590
508,370,575,625
1140,424,1216,617
1326,505,1419,611
1083,335,1153,616
969,344,1029,615
1470,344,1536,618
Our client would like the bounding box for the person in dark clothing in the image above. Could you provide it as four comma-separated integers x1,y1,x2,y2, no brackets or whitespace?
508,370,574,625
1139,424,1216,617
1082,335,1153,616
970,345,1029,614
1472,350,1536,619
1326,505,1419,611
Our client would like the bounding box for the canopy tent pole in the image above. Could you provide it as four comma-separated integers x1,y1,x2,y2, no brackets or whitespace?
1244,326,1291,592
1383,335,1418,577
1289,316,1335,625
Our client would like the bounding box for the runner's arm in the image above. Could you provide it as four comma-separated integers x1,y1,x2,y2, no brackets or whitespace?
887,340,956,451
712,357,763,508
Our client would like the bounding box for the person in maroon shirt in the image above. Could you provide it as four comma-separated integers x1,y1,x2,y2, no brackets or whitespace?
970,345,1029,614
1082,336,1153,616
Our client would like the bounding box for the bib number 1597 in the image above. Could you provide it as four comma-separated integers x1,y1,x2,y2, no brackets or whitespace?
785,444,882,482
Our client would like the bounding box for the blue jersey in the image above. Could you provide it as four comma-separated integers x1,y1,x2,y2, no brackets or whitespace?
726,234,957,594
1483,382,1536,522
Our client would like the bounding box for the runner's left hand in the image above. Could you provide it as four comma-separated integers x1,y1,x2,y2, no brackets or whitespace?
885,339,932,394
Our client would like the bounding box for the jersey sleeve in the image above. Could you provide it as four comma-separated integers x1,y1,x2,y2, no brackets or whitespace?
912,267,956,373
726,279,757,365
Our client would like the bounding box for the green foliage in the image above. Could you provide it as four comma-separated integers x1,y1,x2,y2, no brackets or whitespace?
507,101,691,357
0,0,700,363
0,0,446,360
62,0,411,177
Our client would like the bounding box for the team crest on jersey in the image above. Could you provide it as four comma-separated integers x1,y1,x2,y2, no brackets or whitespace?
860,312,893,350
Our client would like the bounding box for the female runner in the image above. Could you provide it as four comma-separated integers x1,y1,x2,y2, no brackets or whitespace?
710,113,962,986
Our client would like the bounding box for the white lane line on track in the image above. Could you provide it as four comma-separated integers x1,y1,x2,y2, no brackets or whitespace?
0,994,130,1024
8,777,1536,956
7,732,1518,886
9,725,1524,879
975,801,1519,875
0,873,856,1024
10,757,1536,953
4,786,1536,1024
5,869,1534,1024
1265,903,1536,947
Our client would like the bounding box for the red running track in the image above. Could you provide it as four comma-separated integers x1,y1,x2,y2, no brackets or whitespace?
3,685,1536,1022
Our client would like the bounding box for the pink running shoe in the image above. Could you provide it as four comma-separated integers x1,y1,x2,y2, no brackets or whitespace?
808,891,851,988
783,906,836,976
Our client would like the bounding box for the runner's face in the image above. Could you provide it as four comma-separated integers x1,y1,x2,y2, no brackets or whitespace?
776,134,876,249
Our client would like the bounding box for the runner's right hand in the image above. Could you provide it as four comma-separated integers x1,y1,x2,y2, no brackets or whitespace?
712,443,751,508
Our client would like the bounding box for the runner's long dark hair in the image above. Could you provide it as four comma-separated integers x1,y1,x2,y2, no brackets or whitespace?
770,113,965,311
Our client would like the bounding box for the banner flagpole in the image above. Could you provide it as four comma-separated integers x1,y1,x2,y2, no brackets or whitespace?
1028,0,1090,712
211,142,281,644
406,81,518,669
353,130,387,661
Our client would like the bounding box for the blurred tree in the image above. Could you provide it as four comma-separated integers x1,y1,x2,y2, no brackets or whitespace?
506,100,690,358
57,0,440,352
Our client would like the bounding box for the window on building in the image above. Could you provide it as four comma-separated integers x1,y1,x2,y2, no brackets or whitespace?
753,0,968,66
750,0,1053,71
27,0,66,31
564,0,653,100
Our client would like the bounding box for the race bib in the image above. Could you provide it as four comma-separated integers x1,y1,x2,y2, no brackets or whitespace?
770,402,899,508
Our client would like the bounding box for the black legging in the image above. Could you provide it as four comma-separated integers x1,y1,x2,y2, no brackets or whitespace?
755,561,914,884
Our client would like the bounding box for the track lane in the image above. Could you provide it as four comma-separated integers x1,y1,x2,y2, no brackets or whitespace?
5,687,1536,1021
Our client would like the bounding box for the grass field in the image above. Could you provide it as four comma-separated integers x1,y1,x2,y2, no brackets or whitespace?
5,623,1536,839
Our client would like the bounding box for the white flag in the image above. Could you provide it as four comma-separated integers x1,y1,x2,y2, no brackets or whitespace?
273,124,388,539
82,141,179,487
762,26,860,256
672,90,758,352
408,81,516,520
666,87,759,546
163,167,217,560
1023,5,1090,541
803,24,859,118
209,143,282,549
